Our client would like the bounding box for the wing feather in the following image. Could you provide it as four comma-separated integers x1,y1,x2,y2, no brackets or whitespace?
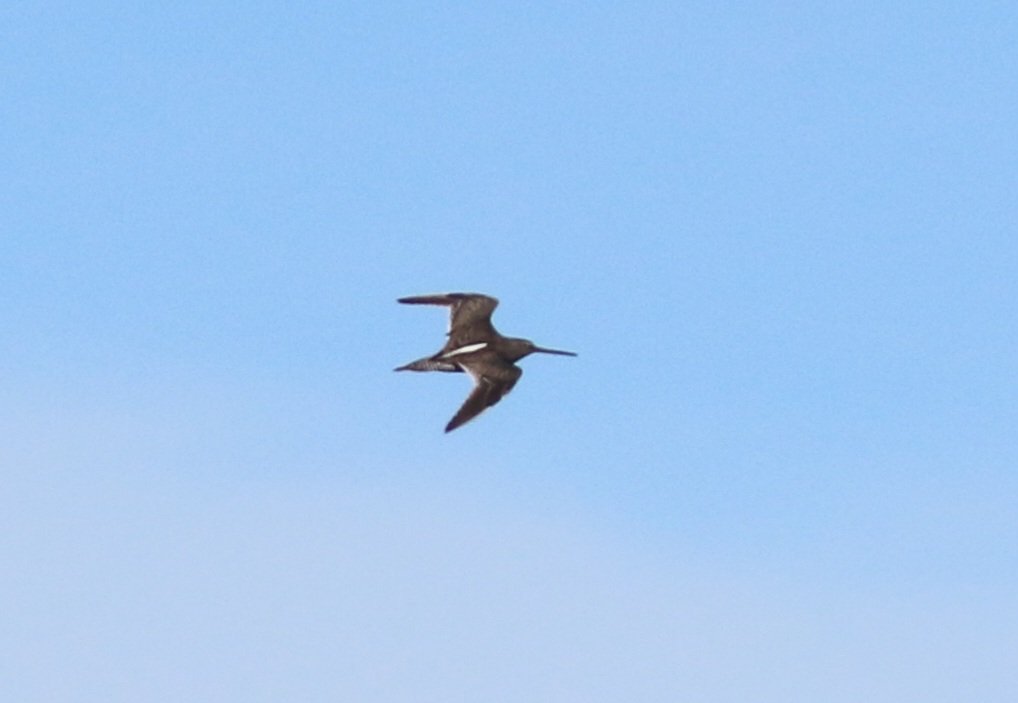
445,356,522,432
398,293,499,343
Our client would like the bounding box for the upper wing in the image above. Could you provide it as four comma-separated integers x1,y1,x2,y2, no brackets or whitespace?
398,293,499,344
445,356,522,432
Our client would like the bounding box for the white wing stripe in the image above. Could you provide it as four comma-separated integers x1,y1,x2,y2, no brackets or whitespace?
441,341,488,358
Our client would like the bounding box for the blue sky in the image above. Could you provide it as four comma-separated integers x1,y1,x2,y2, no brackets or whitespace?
3,2,1017,700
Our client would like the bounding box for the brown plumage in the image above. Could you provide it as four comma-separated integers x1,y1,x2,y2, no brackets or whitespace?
395,293,576,432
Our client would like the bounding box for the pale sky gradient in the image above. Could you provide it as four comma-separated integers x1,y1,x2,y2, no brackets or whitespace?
3,2,1017,701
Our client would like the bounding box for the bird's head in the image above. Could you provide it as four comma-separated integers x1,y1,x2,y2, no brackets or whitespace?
503,337,578,363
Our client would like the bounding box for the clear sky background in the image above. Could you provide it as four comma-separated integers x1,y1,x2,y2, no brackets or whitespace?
3,2,1017,701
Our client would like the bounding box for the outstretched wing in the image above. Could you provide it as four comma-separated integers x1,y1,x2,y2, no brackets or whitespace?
398,293,499,346
445,355,522,432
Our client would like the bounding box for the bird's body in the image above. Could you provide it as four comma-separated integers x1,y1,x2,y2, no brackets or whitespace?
396,293,576,432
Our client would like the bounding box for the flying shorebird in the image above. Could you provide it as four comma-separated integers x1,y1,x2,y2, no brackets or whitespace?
395,292,577,432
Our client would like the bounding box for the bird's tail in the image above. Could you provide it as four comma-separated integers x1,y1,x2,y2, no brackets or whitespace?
394,357,462,372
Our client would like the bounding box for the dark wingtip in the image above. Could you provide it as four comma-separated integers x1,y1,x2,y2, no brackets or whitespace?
398,294,453,304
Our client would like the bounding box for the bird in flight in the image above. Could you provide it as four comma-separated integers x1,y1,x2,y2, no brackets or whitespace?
396,292,577,432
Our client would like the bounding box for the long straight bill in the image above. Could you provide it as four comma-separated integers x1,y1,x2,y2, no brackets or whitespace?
533,346,577,356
